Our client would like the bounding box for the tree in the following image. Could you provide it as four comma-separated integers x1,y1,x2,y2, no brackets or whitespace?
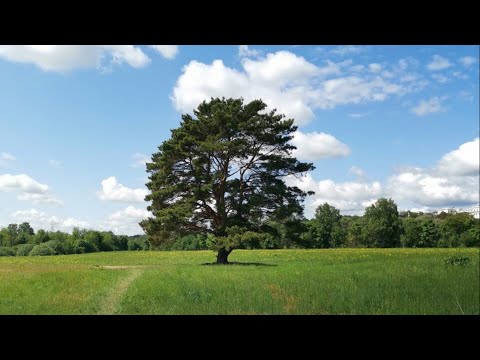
419,219,439,247
400,217,422,247
363,198,401,247
312,203,342,248
344,216,363,247
18,222,34,236
141,98,314,263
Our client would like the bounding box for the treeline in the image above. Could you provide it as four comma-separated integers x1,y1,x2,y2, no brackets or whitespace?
0,224,149,257
1,198,478,256
153,198,479,250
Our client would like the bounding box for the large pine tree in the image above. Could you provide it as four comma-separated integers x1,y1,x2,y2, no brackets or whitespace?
141,98,314,263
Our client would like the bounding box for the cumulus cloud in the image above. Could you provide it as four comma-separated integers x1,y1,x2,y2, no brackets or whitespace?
11,209,89,232
97,176,148,202
0,173,62,205
436,137,479,176
291,131,350,161
387,170,478,207
103,206,151,235
172,50,411,125
238,45,259,57
459,56,476,68
411,97,446,116
427,55,452,71
0,45,153,72
286,173,382,216
149,45,179,60
388,138,479,208
0,173,48,193
130,153,150,168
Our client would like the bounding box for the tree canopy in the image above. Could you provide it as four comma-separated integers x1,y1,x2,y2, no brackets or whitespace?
140,97,314,263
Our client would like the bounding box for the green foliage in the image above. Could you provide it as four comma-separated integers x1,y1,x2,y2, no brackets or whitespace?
141,97,314,262
419,219,440,247
0,247,16,256
128,237,148,251
170,234,208,251
311,203,342,248
363,198,401,247
444,255,471,267
34,229,50,244
74,239,98,254
44,240,67,255
401,217,422,247
16,243,35,256
29,244,56,256
345,217,363,247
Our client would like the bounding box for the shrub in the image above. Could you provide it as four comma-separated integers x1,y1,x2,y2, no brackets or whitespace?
16,243,35,256
171,234,208,251
74,239,98,254
44,240,67,255
0,247,16,256
29,244,56,256
128,238,142,250
444,255,471,267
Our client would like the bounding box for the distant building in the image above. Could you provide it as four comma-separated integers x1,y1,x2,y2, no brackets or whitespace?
432,205,480,219
468,205,480,219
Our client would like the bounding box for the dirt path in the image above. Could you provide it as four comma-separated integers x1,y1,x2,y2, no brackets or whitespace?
97,268,143,315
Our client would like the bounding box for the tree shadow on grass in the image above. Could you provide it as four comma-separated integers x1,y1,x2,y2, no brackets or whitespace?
201,262,277,267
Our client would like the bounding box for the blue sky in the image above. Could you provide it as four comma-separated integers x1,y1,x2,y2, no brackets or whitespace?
0,45,478,234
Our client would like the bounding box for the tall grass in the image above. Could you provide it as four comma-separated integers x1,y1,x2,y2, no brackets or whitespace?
0,249,478,314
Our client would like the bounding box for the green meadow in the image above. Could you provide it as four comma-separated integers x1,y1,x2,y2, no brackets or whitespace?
0,248,478,315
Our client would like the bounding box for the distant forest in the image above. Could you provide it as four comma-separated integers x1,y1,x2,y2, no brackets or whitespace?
1,198,478,257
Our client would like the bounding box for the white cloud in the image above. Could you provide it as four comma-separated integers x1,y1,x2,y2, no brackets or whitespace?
388,138,479,208
427,55,452,71
459,56,476,68
0,45,151,72
436,138,479,176
349,64,365,72
387,170,478,207
17,193,63,206
0,174,48,193
398,59,409,70
172,51,411,125
286,174,382,216
11,209,89,232
1,152,15,161
369,63,382,73
291,131,350,161
97,176,148,202
238,45,259,57
411,97,446,116
49,159,61,167
330,45,363,56
130,153,150,168
0,173,62,205
104,206,151,235
149,45,179,60
431,74,449,83
349,166,366,178
452,71,469,80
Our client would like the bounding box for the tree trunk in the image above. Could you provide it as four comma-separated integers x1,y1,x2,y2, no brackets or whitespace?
216,248,231,264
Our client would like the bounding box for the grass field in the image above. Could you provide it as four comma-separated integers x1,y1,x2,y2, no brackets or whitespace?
0,248,478,315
